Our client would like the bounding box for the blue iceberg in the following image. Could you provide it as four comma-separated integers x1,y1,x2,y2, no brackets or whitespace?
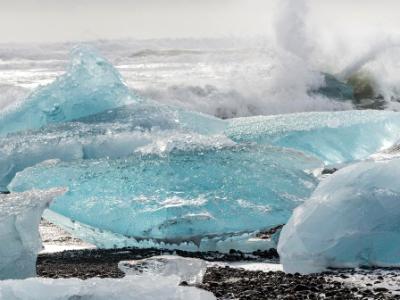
0,47,225,190
0,103,226,191
0,46,138,136
4,46,400,252
9,145,320,249
278,158,400,274
227,111,400,164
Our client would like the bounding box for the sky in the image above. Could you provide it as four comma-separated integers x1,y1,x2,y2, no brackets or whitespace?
0,0,400,43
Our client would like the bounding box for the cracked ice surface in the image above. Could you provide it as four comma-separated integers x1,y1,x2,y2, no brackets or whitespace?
0,188,65,279
278,158,400,274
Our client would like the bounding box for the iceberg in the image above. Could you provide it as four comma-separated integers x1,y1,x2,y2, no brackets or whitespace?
0,46,138,136
0,47,225,190
9,145,320,250
0,275,215,300
278,158,400,274
227,110,400,164
0,188,65,279
0,106,226,191
4,46,400,252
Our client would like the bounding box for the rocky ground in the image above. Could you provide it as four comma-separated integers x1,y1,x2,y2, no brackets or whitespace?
37,247,400,299
37,220,400,299
200,267,400,300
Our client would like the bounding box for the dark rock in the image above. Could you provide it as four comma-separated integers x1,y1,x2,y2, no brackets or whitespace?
315,73,354,101
374,287,389,292
322,167,338,175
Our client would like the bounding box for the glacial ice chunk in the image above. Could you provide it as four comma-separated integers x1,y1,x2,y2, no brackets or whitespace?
278,158,400,274
0,188,65,279
119,256,207,284
9,145,320,249
0,114,227,191
0,46,138,136
227,110,400,164
0,275,215,300
0,49,225,190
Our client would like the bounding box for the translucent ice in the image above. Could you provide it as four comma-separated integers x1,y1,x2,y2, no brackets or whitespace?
9,145,320,249
278,158,400,274
0,47,225,190
0,275,215,300
227,111,400,164
119,256,207,284
4,45,400,252
0,104,226,191
0,188,65,279
0,46,138,136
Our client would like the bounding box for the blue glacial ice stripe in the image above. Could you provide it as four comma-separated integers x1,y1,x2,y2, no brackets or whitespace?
226,110,400,164
0,46,139,136
9,145,321,249
278,158,400,274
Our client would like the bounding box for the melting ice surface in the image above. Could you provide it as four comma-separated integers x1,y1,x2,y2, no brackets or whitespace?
0,46,138,136
278,158,400,274
227,111,400,164
9,145,320,249
0,103,226,191
0,275,215,300
4,46,400,252
0,189,65,280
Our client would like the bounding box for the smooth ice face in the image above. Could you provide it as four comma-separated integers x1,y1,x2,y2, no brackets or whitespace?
0,188,65,280
9,145,320,249
0,46,138,136
0,275,215,300
278,158,400,274
227,111,400,164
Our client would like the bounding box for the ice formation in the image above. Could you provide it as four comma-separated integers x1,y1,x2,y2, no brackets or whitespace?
0,188,65,280
119,256,207,284
0,46,137,136
0,275,215,300
0,105,226,191
278,158,400,274
0,46,225,190
9,145,320,249
227,110,400,164
4,46,400,252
